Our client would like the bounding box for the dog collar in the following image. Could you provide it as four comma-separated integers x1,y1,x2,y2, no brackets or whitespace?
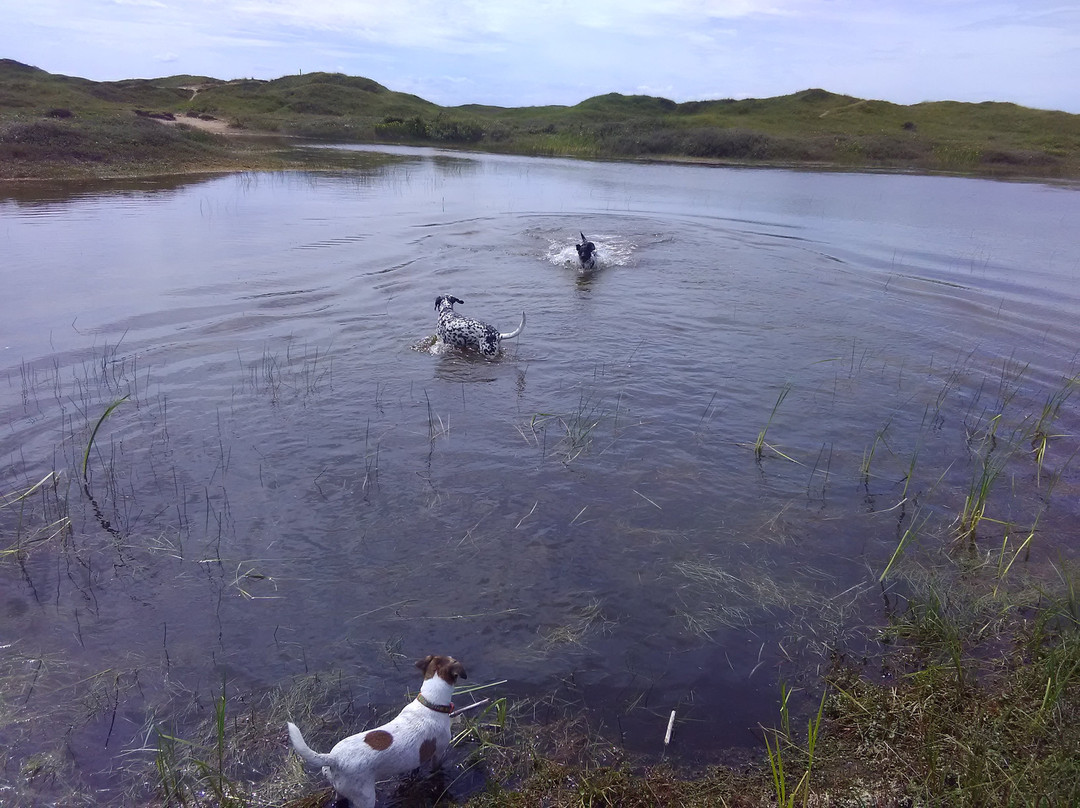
416,693,454,714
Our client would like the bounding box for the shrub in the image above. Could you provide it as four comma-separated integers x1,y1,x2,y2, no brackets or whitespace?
681,127,771,159
980,148,1060,167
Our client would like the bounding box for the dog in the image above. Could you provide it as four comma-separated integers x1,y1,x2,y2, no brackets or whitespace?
434,295,525,358
575,232,597,269
287,654,467,808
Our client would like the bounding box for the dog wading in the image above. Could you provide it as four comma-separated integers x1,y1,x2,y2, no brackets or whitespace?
434,295,525,357
287,655,467,808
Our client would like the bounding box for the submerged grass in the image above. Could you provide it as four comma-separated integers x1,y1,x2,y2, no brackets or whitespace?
517,391,626,464
3,287,1080,806
0,471,71,559
457,563,1080,808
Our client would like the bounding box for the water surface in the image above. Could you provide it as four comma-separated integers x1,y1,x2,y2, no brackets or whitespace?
2,150,1079,799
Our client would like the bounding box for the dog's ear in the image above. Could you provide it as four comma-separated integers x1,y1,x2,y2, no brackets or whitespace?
434,296,443,310
415,655,435,672
580,232,587,243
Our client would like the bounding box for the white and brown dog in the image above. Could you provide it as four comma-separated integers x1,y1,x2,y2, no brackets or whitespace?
287,654,467,807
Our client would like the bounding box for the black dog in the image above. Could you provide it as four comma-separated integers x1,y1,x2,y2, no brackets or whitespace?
575,232,597,269
434,295,526,357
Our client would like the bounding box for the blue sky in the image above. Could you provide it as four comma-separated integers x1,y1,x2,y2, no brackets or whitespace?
3,1,1078,112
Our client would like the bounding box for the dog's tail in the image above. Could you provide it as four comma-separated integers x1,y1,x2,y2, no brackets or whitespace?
286,722,332,768
500,311,526,341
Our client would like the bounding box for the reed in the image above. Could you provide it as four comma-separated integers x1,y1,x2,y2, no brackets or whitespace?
753,383,792,460
560,393,606,462
425,390,450,442
152,677,250,807
81,396,128,481
1030,374,1078,484
762,684,826,808
952,405,1024,547
859,418,893,485
879,511,928,582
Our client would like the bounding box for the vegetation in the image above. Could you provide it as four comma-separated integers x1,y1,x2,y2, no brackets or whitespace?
124,549,1080,807
3,58,1079,180
4,358,1079,805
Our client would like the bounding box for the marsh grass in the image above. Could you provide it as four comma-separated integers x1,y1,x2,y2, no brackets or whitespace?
134,671,358,807
825,584,1080,807
537,599,616,649
1029,374,1079,485
752,383,793,461
518,392,624,464
859,418,893,485
154,682,251,808
954,420,1013,547
0,648,152,806
242,343,334,403
426,390,451,443
0,471,71,559
762,685,826,808
879,511,928,583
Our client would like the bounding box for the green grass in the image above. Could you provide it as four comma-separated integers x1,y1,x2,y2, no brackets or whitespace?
752,383,793,460
763,684,827,808
3,58,1079,180
827,582,1080,806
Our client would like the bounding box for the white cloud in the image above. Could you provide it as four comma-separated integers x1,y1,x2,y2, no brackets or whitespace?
0,0,1076,111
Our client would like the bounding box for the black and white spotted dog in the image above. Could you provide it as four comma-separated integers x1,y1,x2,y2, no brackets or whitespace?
434,295,526,357
576,232,597,269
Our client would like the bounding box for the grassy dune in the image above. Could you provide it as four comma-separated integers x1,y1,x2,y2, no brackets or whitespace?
2,58,1079,180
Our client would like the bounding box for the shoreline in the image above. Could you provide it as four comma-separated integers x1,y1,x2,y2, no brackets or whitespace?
4,131,1077,186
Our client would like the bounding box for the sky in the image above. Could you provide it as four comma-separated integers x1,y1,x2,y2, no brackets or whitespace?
2,0,1079,113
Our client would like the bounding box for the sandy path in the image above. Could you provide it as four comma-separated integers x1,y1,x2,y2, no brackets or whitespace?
156,115,239,134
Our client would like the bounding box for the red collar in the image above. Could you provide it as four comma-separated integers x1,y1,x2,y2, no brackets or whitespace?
416,693,453,714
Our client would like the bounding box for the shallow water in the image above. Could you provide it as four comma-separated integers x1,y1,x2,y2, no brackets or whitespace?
2,150,1079,798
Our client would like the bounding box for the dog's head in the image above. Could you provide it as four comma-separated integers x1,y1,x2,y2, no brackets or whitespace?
415,654,468,684
435,295,464,313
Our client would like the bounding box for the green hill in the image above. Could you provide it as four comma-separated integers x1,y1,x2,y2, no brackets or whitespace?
2,59,1078,180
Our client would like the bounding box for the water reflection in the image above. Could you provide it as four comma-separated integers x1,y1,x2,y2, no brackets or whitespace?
0,172,226,207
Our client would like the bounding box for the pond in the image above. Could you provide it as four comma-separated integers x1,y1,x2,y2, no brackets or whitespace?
2,148,1079,801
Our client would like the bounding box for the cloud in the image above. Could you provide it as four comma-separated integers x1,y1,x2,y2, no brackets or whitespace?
1,0,1076,111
